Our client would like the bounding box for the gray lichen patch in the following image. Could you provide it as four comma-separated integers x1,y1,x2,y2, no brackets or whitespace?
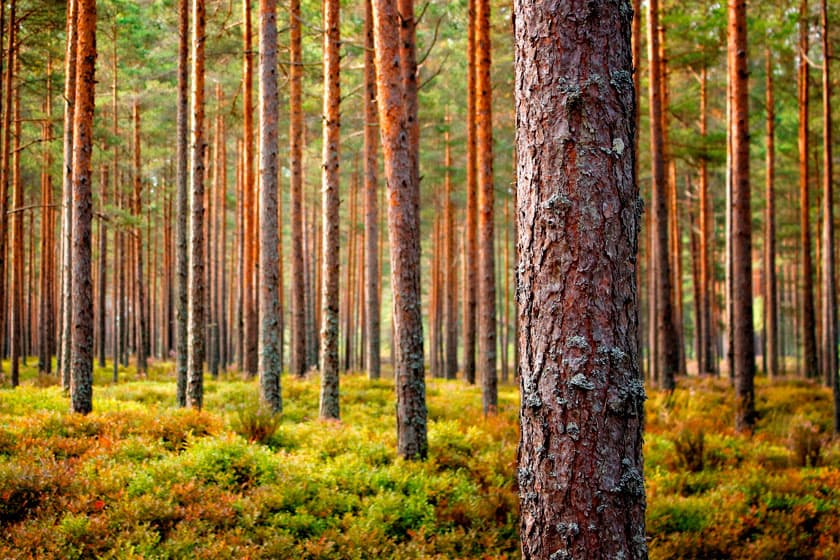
569,373,595,391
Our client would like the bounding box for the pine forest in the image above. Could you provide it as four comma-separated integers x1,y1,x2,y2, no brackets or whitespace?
3,0,840,558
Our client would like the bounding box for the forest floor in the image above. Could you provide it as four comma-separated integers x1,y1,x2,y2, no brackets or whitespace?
1,361,840,559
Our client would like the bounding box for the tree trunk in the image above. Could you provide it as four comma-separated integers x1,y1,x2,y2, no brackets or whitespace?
699,65,715,376
799,0,818,379
476,0,496,412
364,0,381,380
70,0,96,415
58,0,74,389
319,0,340,419
444,114,458,379
257,0,281,412
648,0,678,390
764,47,778,380
289,0,306,377
39,60,54,374
239,0,257,377
372,0,427,460
514,1,646,556
133,100,148,375
10,39,20,386
187,0,206,409
729,0,756,431
464,0,477,385
175,0,189,405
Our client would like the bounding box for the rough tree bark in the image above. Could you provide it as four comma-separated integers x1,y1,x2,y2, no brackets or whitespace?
10,39,20,387
176,0,189,406
464,0,477,385
289,0,306,377
364,0,381,380
476,0,496,412
372,0,427,459
258,0,281,413
444,114,458,379
319,0,340,419
515,1,646,557
699,65,715,376
70,0,96,415
729,0,756,431
798,0,818,379
647,0,678,390
59,0,75,390
242,0,258,377
187,0,206,409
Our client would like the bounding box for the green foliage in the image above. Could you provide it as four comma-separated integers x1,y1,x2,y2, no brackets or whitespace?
2,367,840,558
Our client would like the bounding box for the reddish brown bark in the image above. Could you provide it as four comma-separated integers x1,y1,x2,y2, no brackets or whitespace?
729,0,755,431
647,0,678,390
175,0,189,405
764,48,778,380
372,0,427,459
799,0,818,379
70,0,96,415
10,40,20,386
187,0,206,409
699,66,715,376
444,114,458,379
289,0,305,377
242,0,257,377
133,101,148,375
464,0,477,385
515,1,646,556
364,0,381,380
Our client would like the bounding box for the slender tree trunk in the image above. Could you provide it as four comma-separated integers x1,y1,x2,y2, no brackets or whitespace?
764,47,779,380
799,0,818,379
289,0,305,377
187,0,206,409
242,0,258,377
132,101,148,375
97,160,107,368
58,0,74,389
699,65,714,376
10,39,20,386
464,0,477,385
319,0,340,419
257,0,281,412
648,0,678,390
476,0,497,412
515,1,646,556
729,0,756,431
364,0,381,380
444,114,458,379
372,0,427,459
70,0,96,415
176,0,189,405
39,61,54,374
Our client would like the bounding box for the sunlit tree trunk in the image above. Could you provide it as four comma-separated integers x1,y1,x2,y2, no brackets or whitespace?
515,1,646,556
648,0,678,390
372,0,427,459
364,0,381,380
187,0,206,409
319,0,340,419
175,0,189,405
242,0,257,377
444,114,458,379
58,0,74,389
70,0,96,415
289,0,305,377
476,0,497,412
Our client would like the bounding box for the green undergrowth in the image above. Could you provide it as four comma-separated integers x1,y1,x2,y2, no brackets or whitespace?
2,361,840,558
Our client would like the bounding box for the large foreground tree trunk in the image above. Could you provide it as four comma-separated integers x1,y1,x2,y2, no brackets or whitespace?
289,0,306,377
175,0,189,406
372,0,427,460
514,0,646,557
70,0,96,415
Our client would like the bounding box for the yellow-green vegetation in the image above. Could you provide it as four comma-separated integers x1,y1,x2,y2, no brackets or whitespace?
2,362,840,559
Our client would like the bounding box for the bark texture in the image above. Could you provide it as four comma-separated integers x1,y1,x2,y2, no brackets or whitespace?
259,0,282,413
729,0,755,431
319,0,341,420
798,0,818,379
372,0,427,460
464,0,477,384
70,0,96,415
60,0,76,390
289,0,306,377
514,0,647,557
176,0,189,406
764,48,778,379
364,0,381,380
187,0,206,410
133,101,148,375
476,0,496,413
